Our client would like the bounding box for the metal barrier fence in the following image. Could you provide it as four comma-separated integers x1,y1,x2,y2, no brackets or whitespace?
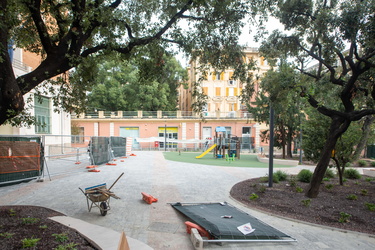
0,136,43,185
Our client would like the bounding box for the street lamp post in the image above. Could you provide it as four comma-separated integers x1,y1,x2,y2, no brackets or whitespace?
269,106,274,187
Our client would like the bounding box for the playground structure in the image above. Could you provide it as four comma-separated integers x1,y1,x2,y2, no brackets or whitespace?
196,127,241,160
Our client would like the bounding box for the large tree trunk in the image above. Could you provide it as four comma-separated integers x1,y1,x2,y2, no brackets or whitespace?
0,18,25,125
353,115,375,161
287,126,293,158
306,117,351,198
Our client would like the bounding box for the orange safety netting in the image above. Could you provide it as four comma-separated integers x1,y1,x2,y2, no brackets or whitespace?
0,141,41,174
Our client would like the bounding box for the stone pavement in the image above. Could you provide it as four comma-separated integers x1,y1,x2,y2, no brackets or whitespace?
1,151,374,249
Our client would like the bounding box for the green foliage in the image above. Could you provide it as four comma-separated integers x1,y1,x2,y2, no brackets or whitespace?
258,185,266,193
338,212,351,223
259,176,268,183
80,51,188,112
301,199,311,207
365,177,374,182
245,63,305,157
1,0,259,125
297,169,313,183
343,169,361,180
288,176,297,187
371,162,375,167
365,203,375,212
295,186,304,193
346,194,358,201
9,209,16,216
249,193,259,201
52,233,69,243
324,168,336,179
274,170,288,182
54,243,78,250
21,217,40,225
325,184,334,190
260,0,375,198
39,225,48,229
0,232,15,238
357,160,368,167
360,189,368,196
21,237,40,248
322,177,330,181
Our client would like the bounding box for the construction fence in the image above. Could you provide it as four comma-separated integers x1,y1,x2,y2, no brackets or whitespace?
0,135,128,186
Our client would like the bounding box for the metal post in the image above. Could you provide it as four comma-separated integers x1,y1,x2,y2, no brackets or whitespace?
269,106,274,187
299,126,303,164
164,124,167,152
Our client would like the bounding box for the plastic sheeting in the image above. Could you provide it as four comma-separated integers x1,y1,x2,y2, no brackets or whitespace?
171,202,295,241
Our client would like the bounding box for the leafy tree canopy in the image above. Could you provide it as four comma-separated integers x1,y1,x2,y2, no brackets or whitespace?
71,48,187,112
259,0,375,198
1,0,269,125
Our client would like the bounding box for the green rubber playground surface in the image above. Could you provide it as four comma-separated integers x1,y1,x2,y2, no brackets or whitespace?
163,152,295,168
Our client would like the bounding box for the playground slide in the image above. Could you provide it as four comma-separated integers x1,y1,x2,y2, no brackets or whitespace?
196,144,217,159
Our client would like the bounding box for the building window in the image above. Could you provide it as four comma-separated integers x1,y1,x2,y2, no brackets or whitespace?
34,95,51,134
158,127,178,149
242,127,251,135
72,127,84,143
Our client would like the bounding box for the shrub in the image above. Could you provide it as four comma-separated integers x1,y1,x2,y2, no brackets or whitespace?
338,212,351,223
365,177,374,182
260,174,280,183
297,169,313,183
54,242,78,250
9,209,16,216
0,232,14,238
324,168,336,178
343,168,361,179
357,160,368,167
258,185,266,193
289,176,297,187
301,199,311,207
21,217,40,225
325,184,334,190
346,194,358,200
295,186,304,193
259,176,268,183
361,189,368,196
371,161,375,167
52,233,69,243
21,237,40,248
274,170,288,181
365,202,375,211
249,193,259,201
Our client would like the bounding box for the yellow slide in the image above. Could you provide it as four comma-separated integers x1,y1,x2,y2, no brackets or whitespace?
196,144,217,159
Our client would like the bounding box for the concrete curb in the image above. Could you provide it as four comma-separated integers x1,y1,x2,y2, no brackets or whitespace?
50,216,153,250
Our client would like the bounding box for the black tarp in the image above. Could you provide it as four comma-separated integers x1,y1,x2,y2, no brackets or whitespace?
171,202,294,241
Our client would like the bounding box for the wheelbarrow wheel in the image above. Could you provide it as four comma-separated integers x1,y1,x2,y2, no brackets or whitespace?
100,202,108,216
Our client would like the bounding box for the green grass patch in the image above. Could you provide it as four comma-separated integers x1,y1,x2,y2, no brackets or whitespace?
163,152,295,168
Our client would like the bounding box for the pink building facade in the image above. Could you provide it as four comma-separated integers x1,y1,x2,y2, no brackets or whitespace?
72,111,268,151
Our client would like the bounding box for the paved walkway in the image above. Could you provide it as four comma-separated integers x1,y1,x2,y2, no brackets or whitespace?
1,151,374,249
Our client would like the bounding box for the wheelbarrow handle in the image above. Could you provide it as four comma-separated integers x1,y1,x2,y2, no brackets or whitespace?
108,172,124,191
79,187,87,195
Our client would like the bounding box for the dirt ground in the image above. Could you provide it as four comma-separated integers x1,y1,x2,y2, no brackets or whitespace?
0,205,97,250
230,175,375,235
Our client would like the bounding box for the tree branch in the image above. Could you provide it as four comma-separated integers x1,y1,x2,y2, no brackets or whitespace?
26,0,55,53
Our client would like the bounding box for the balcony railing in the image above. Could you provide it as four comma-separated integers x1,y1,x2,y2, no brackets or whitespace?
72,110,253,120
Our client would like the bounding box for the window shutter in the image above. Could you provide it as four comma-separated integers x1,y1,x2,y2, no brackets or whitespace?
212,72,216,80
226,88,229,96
216,87,221,96
203,87,208,95
229,72,234,80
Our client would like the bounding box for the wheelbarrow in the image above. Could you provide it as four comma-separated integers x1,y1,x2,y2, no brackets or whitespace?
79,172,123,216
